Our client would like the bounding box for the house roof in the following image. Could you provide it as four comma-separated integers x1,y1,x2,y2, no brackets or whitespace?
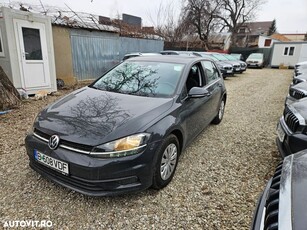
2,3,119,33
270,33,291,42
242,21,273,35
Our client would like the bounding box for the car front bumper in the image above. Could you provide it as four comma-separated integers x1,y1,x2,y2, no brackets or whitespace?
276,117,307,158
247,63,262,67
25,133,160,196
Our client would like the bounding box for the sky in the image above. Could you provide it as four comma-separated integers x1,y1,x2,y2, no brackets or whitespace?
1,0,307,34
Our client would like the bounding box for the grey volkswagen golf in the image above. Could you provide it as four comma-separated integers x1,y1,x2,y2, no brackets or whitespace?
25,55,227,196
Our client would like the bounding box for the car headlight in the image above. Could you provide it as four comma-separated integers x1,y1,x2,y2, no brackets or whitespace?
90,133,151,158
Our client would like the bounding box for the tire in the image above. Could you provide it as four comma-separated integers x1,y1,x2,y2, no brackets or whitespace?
212,98,226,125
152,135,180,190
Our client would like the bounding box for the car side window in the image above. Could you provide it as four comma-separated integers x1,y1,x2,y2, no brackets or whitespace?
201,61,220,84
185,63,205,92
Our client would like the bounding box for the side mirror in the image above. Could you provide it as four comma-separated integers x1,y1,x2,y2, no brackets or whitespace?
188,87,211,98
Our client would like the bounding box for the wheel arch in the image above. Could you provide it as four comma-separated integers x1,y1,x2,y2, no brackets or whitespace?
169,129,184,153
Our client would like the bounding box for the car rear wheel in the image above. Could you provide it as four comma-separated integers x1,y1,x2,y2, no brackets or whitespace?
152,135,179,189
212,98,225,124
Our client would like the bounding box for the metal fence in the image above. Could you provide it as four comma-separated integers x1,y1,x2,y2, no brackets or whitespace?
119,37,164,58
229,47,273,66
70,29,164,81
71,30,120,80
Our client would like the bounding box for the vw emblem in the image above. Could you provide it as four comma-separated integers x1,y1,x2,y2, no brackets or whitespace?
48,135,60,150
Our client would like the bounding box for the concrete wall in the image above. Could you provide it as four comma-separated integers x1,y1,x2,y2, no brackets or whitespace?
52,26,75,85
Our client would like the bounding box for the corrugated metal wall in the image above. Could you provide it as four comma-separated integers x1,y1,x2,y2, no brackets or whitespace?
119,37,164,58
70,29,164,81
71,30,120,81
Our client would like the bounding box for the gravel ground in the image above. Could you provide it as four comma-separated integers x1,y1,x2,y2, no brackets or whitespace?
0,68,292,229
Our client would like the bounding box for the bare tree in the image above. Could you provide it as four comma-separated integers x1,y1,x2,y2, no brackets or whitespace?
0,66,20,111
149,1,187,43
217,0,266,46
182,0,221,50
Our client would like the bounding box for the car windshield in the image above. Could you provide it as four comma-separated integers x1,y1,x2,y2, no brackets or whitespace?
230,54,240,60
212,54,228,61
224,55,237,61
249,53,263,59
199,53,219,61
91,61,184,98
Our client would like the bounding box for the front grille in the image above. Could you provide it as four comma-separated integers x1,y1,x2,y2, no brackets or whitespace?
283,106,300,132
34,128,50,140
224,66,232,70
264,162,283,230
34,128,93,153
289,88,306,99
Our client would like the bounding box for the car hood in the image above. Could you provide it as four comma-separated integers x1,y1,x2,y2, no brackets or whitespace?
289,98,307,121
217,61,232,68
295,74,307,80
35,87,174,146
224,60,240,66
279,151,307,229
292,82,307,92
296,61,307,66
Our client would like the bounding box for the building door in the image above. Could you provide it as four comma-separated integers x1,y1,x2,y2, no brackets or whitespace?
15,19,50,90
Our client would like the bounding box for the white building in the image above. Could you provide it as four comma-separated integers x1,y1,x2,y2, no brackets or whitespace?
270,42,307,68
258,35,280,48
0,7,56,95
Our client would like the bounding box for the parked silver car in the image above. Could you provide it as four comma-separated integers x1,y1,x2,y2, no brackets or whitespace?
251,150,307,230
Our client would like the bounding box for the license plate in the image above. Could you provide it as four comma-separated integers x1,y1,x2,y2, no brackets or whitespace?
34,150,69,175
227,70,232,73
277,123,285,142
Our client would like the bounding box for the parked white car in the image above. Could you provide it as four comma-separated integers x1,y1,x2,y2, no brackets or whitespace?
246,53,264,68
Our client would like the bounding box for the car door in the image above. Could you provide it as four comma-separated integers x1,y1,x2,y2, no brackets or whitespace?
201,60,224,121
179,62,213,143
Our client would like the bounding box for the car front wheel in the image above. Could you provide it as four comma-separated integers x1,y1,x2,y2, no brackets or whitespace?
152,134,179,189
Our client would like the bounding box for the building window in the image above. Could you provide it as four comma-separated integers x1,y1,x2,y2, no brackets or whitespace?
0,29,4,57
264,39,272,47
289,47,295,56
283,46,295,56
238,28,246,33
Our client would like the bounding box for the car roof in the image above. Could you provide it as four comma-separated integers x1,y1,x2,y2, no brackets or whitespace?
125,55,210,64
124,52,161,57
